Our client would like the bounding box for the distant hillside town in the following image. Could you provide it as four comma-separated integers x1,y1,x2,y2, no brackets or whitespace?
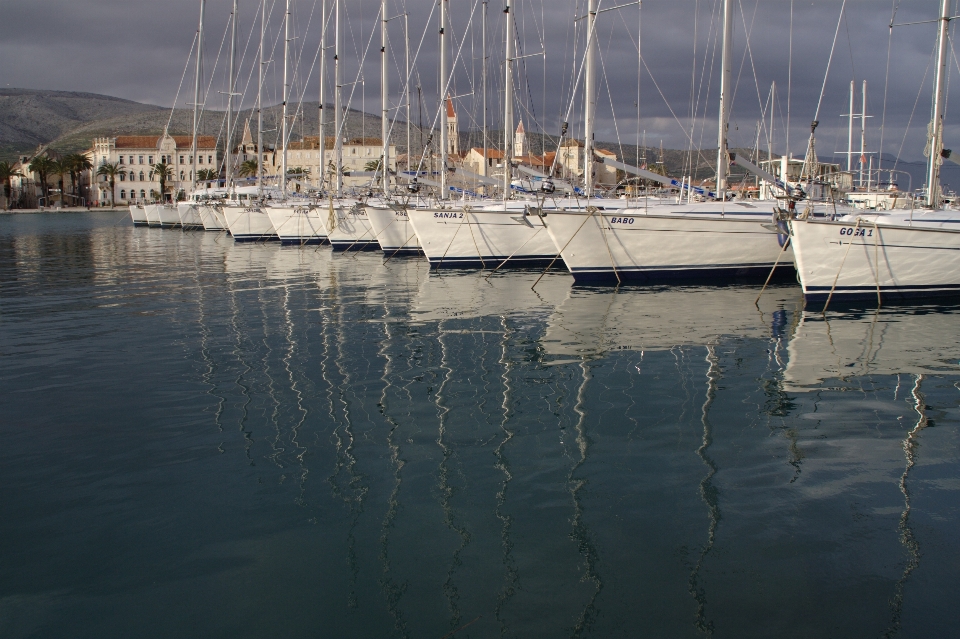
3,95,633,208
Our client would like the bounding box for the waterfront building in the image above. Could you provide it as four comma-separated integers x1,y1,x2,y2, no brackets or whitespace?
85,133,219,205
235,128,397,190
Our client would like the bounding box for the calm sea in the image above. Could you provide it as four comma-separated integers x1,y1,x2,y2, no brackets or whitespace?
2,211,959,638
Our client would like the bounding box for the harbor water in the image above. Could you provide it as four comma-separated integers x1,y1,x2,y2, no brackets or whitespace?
2,211,959,638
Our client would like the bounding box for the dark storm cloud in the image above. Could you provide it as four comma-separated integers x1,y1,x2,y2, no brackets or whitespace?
2,0,954,160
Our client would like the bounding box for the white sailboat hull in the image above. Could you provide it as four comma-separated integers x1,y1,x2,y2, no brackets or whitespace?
198,204,227,231
267,205,329,244
143,204,162,227
129,205,148,226
327,204,380,251
366,206,422,255
407,208,557,268
790,215,960,303
156,204,182,228
177,202,203,229
541,205,794,283
223,206,279,241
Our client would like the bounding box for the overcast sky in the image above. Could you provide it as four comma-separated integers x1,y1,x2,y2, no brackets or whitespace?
4,0,958,162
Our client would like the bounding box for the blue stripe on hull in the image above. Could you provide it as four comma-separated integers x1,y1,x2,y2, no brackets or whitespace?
803,283,960,305
381,247,424,257
331,241,381,252
280,237,329,245
570,263,796,284
232,235,280,242
132,222,149,227
429,255,556,270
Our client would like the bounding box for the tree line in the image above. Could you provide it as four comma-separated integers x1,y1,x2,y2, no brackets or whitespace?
0,153,94,210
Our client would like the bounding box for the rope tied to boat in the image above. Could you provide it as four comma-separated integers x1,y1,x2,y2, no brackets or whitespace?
822,217,862,313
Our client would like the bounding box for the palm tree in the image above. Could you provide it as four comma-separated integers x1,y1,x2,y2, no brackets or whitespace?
238,159,259,179
0,161,21,211
149,161,174,202
49,157,70,205
363,159,383,173
28,154,55,205
286,167,311,192
65,153,93,204
96,162,123,207
196,168,219,183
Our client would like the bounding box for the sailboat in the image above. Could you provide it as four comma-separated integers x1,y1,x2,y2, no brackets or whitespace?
788,1,960,304
540,0,794,284
223,0,279,241
267,0,329,245
406,0,591,269
364,0,424,256
323,0,390,252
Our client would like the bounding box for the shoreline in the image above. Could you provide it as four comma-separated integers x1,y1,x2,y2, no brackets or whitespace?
1,207,120,215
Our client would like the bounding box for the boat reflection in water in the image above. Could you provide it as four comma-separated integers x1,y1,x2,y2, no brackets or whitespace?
783,306,960,389
6,212,960,638
783,304,960,636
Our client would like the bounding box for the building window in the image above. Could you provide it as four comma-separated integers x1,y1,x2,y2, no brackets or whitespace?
119,173,125,181
120,189,126,199
207,155,213,164
243,154,247,161
140,189,146,199
180,171,185,180
139,171,145,181
179,156,184,164
198,155,203,165
148,156,154,165
138,156,143,164
129,171,135,181
119,157,125,165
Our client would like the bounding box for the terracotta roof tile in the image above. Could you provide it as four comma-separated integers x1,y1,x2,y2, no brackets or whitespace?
114,135,216,149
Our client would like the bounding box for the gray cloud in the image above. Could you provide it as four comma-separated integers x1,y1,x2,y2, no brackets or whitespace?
3,1,955,161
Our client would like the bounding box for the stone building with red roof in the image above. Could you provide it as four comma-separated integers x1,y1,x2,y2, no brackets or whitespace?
85,132,219,204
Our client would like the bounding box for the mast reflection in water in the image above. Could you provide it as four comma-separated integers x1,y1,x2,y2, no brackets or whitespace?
2,212,960,638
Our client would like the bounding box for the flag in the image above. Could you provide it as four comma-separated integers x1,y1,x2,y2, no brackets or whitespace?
859,154,866,164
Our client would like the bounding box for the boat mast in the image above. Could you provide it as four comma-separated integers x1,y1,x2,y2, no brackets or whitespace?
405,14,411,173
281,0,290,199
335,0,343,196
860,80,867,188
257,0,265,200
381,0,390,195
846,80,854,173
584,0,597,198
439,0,448,199
503,0,515,198
768,81,774,164
319,0,326,190
715,0,732,198
482,0,488,180
191,0,205,196
226,0,237,195
927,0,950,208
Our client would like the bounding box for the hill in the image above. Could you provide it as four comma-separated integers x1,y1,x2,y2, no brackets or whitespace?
2,87,787,184
0,89,164,161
